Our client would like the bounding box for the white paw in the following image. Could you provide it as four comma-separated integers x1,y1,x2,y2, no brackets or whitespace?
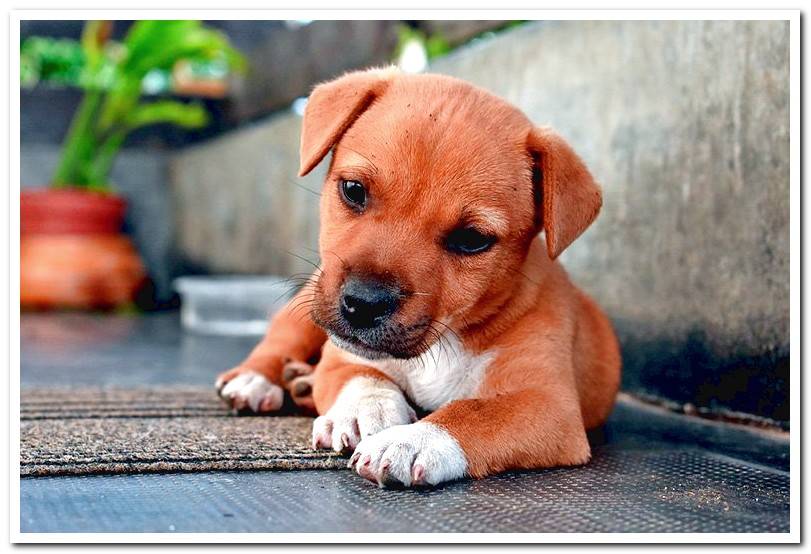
219,372,284,413
348,421,467,487
312,376,416,453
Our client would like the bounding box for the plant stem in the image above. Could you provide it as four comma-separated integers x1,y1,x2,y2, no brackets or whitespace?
87,128,126,188
51,89,103,188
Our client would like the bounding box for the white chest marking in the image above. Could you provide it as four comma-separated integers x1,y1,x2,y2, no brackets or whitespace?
342,334,495,412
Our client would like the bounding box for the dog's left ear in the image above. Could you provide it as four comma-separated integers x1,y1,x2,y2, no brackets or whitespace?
298,68,394,176
527,127,603,260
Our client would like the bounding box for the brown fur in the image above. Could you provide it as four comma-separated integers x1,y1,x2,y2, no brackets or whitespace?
217,68,621,479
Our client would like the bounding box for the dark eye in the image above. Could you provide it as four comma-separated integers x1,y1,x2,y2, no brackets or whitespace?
339,179,367,210
445,227,497,255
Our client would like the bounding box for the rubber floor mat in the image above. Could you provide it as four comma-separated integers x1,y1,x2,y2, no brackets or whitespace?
21,449,789,533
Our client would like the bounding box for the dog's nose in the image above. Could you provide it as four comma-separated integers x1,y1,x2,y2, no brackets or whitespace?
340,277,400,329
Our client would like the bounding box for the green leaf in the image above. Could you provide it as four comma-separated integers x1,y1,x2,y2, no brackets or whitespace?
125,100,209,130
123,20,199,67
20,36,85,87
130,27,243,76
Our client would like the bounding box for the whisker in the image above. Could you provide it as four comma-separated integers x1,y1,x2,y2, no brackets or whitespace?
430,319,462,345
417,338,430,370
337,146,379,173
280,277,313,289
430,320,461,368
425,329,442,367
272,287,298,304
288,295,316,312
324,249,349,269
289,294,320,319
277,272,320,297
286,177,322,197
428,324,449,363
284,250,321,271
300,245,321,256
517,269,541,286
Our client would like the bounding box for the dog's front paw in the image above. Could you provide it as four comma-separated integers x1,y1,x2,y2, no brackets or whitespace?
312,376,416,454
348,421,468,488
216,369,284,413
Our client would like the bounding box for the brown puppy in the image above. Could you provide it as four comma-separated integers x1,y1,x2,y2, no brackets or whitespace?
216,67,621,487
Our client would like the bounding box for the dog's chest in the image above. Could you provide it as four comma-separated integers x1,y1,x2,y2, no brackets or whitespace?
366,336,494,412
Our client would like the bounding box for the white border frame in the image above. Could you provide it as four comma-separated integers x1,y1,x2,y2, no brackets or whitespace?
7,8,800,544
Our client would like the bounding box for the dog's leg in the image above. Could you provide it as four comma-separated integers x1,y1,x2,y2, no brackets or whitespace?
216,286,326,413
349,384,589,487
310,346,416,456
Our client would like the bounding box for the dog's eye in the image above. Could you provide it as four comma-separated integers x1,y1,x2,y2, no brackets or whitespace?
445,227,497,255
339,179,367,210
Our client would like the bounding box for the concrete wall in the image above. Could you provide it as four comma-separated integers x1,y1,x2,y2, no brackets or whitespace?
432,20,790,423
221,20,508,121
169,115,324,276
168,20,790,423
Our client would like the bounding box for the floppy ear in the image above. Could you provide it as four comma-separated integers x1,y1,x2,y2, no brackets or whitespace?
298,69,394,176
527,127,603,260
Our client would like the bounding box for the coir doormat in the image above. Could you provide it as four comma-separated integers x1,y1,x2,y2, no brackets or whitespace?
21,387,345,477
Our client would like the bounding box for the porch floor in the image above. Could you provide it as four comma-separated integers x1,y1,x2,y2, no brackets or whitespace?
19,313,789,534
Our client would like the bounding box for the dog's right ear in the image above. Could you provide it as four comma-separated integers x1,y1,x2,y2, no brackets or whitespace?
298,68,395,177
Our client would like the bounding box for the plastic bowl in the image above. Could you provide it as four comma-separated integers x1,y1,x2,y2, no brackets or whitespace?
173,275,294,336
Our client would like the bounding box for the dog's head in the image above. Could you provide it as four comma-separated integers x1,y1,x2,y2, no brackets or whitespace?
299,68,602,359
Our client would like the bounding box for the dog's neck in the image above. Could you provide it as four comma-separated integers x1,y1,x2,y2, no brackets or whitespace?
455,236,558,351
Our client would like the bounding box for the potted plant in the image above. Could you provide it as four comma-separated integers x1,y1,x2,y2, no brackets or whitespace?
20,20,244,309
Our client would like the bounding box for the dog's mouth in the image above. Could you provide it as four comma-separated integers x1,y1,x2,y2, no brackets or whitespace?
320,321,434,361
327,331,396,360
308,282,437,360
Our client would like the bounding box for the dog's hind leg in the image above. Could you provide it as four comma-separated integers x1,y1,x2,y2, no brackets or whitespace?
282,360,317,415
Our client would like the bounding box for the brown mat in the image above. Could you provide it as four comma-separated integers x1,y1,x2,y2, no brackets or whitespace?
21,387,345,477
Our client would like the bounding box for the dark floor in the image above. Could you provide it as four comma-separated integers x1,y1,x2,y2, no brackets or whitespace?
19,312,791,534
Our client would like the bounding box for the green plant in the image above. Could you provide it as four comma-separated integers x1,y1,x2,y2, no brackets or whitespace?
394,25,452,63
20,20,245,192
392,21,529,68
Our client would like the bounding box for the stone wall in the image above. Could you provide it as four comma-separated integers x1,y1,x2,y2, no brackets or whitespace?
168,20,790,423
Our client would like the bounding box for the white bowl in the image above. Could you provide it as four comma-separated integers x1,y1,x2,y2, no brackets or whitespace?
173,275,295,336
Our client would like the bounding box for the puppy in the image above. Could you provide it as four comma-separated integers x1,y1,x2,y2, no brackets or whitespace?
216,67,621,488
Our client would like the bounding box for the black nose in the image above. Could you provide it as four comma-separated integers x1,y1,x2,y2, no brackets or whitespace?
340,277,400,329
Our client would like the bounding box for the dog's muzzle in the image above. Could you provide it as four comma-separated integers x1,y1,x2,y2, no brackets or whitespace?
339,276,400,330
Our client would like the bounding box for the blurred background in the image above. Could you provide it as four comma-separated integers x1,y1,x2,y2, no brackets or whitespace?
19,20,790,430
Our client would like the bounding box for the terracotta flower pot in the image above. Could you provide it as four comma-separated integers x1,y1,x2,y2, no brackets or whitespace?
21,189,127,235
21,188,147,310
